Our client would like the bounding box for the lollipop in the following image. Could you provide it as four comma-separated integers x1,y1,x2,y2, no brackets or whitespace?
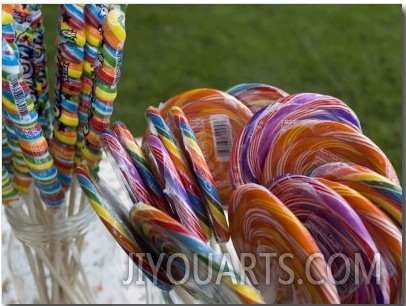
2,122,13,172
156,88,253,206
226,83,289,113
167,106,230,243
2,166,24,208
142,134,206,241
229,183,340,304
111,121,174,217
309,162,402,227
129,203,264,304
146,106,212,241
316,178,402,304
76,162,173,291
261,120,399,186
267,174,390,304
100,129,154,205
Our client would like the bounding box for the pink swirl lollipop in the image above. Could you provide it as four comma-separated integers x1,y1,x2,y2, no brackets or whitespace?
316,178,402,304
229,183,340,304
309,162,402,228
226,83,289,113
142,134,206,241
267,174,390,304
261,120,399,186
156,88,253,206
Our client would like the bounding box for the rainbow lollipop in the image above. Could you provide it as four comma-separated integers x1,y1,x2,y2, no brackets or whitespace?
167,106,230,243
129,203,264,304
226,83,288,113
76,162,173,291
111,121,174,217
145,106,212,241
142,134,206,241
316,178,402,304
261,120,399,186
267,174,390,304
309,162,402,228
157,88,253,206
229,183,340,304
2,166,24,208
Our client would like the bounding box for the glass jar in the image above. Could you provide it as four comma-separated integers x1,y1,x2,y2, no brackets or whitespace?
2,188,131,304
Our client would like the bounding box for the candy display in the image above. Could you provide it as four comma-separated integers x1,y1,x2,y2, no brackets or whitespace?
167,106,230,243
226,83,289,113
229,183,340,304
146,106,212,241
157,88,253,206
267,174,390,304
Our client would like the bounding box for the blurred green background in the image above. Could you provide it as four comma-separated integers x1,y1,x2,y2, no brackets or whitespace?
41,4,402,178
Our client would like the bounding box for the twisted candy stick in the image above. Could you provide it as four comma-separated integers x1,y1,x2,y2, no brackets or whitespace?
76,4,109,165
167,106,230,243
129,203,264,304
229,183,340,304
142,135,206,241
226,83,289,113
267,174,390,304
51,4,85,189
157,88,253,206
28,4,52,142
112,121,174,217
82,8,126,169
262,120,399,186
100,129,154,205
2,42,65,209
146,106,212,241
2,166,25,208
76,162,173,291
316,178,402,304
309,162,402,227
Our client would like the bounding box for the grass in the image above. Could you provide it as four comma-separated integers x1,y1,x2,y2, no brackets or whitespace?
41,4,402,178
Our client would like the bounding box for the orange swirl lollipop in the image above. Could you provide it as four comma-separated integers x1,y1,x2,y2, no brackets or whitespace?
156,88,253,206
229,183,340,304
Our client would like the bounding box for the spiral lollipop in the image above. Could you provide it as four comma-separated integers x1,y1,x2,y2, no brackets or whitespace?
111,121,174,217
142,134,206,241
261,120,399,186
2,123,13,173
226,83,289,113
309,162,402,227
146,106,212,241
229,183,340,304
156,88,253,206
2,166,24,208
82,8,126,169
267,174,390,304
167,106,229,243
316,178,402,304
129,203,264,304
50,4,85,190
2,41,65,209
76,162,173,291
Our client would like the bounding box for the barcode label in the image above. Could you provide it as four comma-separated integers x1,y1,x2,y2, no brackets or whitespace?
8,77,30,121
210,114,232,162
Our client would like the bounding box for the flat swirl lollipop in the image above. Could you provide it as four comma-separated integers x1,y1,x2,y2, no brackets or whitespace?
267,174,390,304
146,106,212,241
226,83,289,113
156,88,253,206
167,106,230,243
111,121,174,217
229,183,340,304
262,120,399,186
316,178,402,304
309,162,402,228
100,129,154,205
76,162,173,291
129,203,264,304
142,135,206,241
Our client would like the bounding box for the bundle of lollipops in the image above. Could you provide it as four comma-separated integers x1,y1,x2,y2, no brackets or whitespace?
77,83,402,303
